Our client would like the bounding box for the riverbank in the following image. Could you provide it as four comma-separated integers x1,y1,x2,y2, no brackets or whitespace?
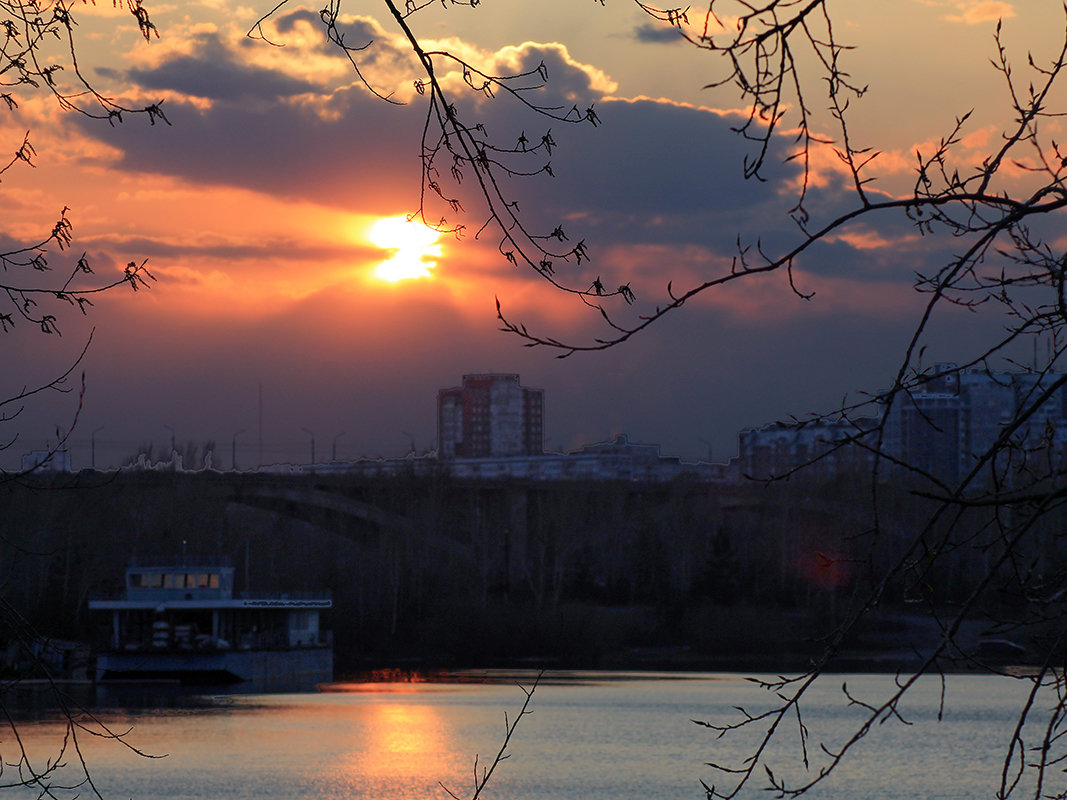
337,607,1012,677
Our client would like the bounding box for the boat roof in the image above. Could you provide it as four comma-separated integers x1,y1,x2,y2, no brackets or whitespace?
90,596,332,611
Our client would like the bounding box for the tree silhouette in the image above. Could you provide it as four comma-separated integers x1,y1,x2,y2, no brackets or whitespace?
245,2,1067,798
0,2,165,794
0,0,162,476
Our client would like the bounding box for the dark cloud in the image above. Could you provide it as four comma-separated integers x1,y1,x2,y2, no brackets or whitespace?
269,7,327,35
78,29,820,257
79,30,783,209
632,23,685,44
77,83,421,209
82,28,933,298
266,7,380,45
76,22,962,310
546,99,797,214
83,234,380,267
483,42,612,104
125,37,318,101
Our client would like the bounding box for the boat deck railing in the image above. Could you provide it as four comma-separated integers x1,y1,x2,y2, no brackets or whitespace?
126,555,234,568
89,589,332,602
101,630,334,653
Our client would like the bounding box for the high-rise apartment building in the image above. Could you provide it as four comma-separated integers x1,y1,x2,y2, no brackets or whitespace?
884,367,963,483
438,374,544,459
736,418,878,479
884,363,1067,483
735,365,1067,483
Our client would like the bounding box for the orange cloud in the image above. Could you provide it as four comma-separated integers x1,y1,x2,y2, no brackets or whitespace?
823,229,919,251
944,1,1016,24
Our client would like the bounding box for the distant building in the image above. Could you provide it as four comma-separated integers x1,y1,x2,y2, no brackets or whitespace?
884,367,962,483
302,434,721,483
737,418,877,480
733,364,1067,484
884,363,1067,483
440,439,719,482
20,449,72,473
438,374,544,459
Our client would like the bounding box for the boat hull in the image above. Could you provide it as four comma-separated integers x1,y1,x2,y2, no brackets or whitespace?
96,647,333,685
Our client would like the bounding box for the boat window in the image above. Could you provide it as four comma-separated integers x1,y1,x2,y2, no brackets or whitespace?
185,573,196,588
129,573,146,588
209,573,219,588
151,573,164,588
164,573,178,589
198,574,210,588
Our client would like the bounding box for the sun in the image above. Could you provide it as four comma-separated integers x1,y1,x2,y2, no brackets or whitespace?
368,216,442,282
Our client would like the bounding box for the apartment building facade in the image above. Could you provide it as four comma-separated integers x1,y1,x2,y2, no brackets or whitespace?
438,373,544,459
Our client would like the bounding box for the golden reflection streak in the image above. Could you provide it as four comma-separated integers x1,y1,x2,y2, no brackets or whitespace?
344,692,461,795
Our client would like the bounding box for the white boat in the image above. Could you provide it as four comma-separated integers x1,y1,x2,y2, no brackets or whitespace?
90,559,332,686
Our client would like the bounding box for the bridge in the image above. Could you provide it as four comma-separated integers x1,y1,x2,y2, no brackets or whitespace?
229,482,418,541
60,467,720,600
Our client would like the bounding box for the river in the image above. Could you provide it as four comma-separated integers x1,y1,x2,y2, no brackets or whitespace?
2,671,1056,799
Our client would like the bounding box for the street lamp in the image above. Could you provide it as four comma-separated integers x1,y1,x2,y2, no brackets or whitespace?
301,427,316,465
232,428,246,471
331,431,346,462
91,425,105,469
163,424,176,455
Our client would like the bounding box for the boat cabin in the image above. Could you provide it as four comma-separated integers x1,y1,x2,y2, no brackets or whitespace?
89,559,333,684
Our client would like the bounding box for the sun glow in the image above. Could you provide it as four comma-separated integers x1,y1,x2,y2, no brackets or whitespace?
369,216,442,282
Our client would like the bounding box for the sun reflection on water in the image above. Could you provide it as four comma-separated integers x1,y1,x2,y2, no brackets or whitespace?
342,691,462,799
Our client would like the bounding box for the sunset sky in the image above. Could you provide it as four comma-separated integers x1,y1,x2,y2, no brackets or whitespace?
2,0,1062,469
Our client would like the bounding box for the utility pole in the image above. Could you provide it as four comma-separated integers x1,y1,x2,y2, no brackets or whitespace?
232,429,246,471
302,427,316,465
91,425,105,469
258,383,263,467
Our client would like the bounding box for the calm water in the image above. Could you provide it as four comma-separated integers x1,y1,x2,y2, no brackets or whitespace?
3,672,1058,799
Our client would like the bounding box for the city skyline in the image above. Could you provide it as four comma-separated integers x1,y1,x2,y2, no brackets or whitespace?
26,360,1067,481
21,370,716,471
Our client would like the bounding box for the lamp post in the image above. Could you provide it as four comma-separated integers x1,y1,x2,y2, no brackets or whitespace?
163,424,176,455
331,431,346,462
301,427,315,465
91,425,105,469
232,429,246,471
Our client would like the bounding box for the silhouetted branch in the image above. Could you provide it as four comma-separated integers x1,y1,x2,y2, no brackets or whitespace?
242,3,1067,798
439,671,540,800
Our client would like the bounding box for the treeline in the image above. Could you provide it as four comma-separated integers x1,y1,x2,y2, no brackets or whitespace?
1,469,1062,671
